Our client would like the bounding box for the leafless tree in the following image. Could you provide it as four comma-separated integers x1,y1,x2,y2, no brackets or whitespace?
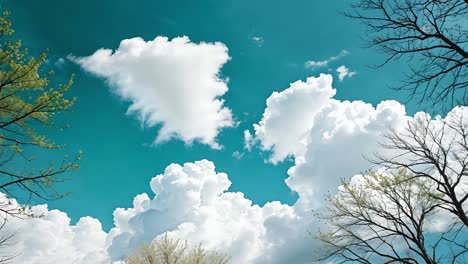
316,172,467,264
345,0,467,108
372,110,468,227
0,221,17,264
0,195,33,264
316,109,468,263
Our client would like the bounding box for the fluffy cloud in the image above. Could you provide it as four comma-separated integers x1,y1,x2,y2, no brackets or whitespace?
0,194,109,264
247,73,468,215
71,36,233,148
252,74,337,163
288,99,408,210
336,65,356,81
247,74,410,209
0,161,317,263
106,160,316,263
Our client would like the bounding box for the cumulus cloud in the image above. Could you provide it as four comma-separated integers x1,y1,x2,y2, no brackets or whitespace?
0,194,109,264
336,65,356,81
71,36,233,148
247,74,410,209
288,100,409,210
251,74,337,163
247,74,467,215
0,161,319,264
305,50,349,69
106,160,316,263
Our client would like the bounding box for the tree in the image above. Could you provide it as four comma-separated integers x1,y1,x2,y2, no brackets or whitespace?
316,109,468,263
346,0,468,108
0,10,80,205
316,171,467,263
126,234,230,264
372,109,467,227
0,10,79,261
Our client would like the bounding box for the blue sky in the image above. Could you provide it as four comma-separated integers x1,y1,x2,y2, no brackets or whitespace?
1,0,462,263
3,0,418,230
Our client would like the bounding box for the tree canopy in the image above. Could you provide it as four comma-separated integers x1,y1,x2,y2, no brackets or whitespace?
0,11,80,259
127,234,230,264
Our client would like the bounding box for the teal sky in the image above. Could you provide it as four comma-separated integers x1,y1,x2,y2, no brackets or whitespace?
2,0,423,232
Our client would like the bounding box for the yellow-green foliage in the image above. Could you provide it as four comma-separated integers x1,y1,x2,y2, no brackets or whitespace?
0,10,80,202
126,234,230,264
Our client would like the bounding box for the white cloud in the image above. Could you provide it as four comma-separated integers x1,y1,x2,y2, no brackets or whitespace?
0,194,109,264
246,74,409,209
287,99,410,210
0,161,318,264
247,74,468,215
243,130,256,151
305,50,349,69
251,74,337,163
102,160,318,263
336,65,356,81
70,36,233,149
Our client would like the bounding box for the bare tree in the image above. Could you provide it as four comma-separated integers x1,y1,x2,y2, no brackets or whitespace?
316,109,468,263
316,171,467,264
126,234,230,264
372,110,468,227
0,219,18,264
345,0,468,108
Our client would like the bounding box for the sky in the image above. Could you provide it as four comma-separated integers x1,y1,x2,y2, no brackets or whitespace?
0,0,464,263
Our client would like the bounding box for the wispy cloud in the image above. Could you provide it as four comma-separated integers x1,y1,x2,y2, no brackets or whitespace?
55,57,66,68
243,130,256,151
252,36,264,47
336,65,357,81
232,150,244,159
305,50,349,69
